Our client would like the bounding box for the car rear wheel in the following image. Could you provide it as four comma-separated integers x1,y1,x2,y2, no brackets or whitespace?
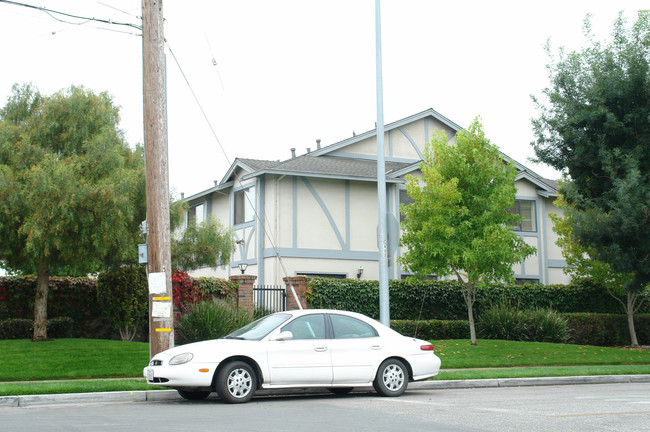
373,359,408,397
177,390,211,400
216,361,256,404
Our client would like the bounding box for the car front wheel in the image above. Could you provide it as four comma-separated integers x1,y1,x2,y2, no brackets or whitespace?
216,361,256,404
373,359,408,397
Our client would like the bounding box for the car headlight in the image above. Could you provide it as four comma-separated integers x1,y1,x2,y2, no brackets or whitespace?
169,352,194,365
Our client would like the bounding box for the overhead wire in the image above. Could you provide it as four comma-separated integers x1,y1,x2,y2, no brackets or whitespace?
3,0,303,308
0,0,142,30
165,41,303,309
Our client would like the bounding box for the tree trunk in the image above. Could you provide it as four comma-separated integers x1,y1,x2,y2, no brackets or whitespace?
627,292,639,347
467,298,477,345
33,260,50,341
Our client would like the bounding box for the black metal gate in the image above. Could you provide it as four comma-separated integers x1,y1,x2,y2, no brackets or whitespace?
253,285,286,312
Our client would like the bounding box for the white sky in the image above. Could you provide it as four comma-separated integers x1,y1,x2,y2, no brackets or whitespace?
0,1,647,198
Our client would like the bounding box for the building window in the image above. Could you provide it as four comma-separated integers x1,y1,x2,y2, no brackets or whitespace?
509,200,537,232
297,272,347,279
515,278,540,285
187,203,205,226
399,189,414,222
401,273,437,280
234,186,255,225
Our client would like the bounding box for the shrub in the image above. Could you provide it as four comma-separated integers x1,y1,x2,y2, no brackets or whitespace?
477,306,570,343
391,319,470,340
525,309,570,343
97,266,149,341
0,317,74,339
172,270,202,316
306,277,647,321
177,300,254,344
195,277,238,304
476,306,528,341
563,313,650,346
0,276,104,337
0,319,32,339
47,317,74,338
253,306,275,320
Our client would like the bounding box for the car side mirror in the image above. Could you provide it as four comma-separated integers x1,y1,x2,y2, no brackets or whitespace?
273,331,294,341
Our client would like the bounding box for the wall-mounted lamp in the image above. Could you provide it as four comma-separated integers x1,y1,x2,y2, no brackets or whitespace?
357,266,364,279
238,263,248,274
235,239,245,245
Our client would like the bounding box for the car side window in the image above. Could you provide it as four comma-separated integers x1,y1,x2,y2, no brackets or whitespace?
281,314,326,340
330,314,378,339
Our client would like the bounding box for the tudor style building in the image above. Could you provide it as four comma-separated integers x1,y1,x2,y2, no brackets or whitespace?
183,108,569,286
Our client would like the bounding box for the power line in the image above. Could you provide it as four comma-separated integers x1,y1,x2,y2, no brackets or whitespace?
0,0,142,31
166,41,302,308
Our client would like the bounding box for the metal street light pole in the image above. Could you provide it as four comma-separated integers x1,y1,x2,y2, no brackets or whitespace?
375,0,390,326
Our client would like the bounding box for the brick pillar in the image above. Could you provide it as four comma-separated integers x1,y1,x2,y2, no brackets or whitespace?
283,275,309,310
230,274,257,315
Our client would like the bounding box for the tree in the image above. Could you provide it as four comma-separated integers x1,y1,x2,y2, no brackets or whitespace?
0,83,145,341
550,194,646,346
171,215,234,271
531,12,650,345
400,119,535,345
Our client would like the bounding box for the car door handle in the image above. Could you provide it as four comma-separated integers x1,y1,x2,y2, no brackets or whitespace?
314,346,328,352
371,345,382,350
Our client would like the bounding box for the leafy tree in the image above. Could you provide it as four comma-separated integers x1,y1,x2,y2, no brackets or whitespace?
171,216,234,271
400,119,535,345
0,83,145,341
550,194,646,345
531,12,650,345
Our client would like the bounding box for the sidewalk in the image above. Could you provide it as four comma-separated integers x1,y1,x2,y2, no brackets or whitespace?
2,374,649,408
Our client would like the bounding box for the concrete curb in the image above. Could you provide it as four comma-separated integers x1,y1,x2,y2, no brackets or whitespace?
1,375,649,407
410,374,650,391
0,389,180,408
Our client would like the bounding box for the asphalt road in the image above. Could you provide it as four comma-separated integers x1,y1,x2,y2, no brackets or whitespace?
1,382,649,432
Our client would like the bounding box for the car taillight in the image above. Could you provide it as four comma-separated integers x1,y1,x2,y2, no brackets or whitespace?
420,344,434,351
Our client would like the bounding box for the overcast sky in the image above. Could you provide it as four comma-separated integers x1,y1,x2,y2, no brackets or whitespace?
0,1,647,197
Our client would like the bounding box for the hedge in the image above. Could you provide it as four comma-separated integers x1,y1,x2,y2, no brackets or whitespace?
564,313,650,347
307,278,649,320
0,274,237,340
391,319,470,340
0,317,74,339
0,276,106,338
390,314,649,347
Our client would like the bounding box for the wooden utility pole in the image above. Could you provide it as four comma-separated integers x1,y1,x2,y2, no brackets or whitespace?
142,0,173,358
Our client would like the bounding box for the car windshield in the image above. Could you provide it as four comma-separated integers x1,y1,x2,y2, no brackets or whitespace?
223,313,292,341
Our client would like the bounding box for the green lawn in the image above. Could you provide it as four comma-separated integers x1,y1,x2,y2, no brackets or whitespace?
0,338,149,381
433,339,650,368
0,338,647,397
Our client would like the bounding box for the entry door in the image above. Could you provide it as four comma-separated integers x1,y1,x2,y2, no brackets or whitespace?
266,313,332,386
328,314,382,384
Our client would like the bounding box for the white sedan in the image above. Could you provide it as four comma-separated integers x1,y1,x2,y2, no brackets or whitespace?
143,309,441,403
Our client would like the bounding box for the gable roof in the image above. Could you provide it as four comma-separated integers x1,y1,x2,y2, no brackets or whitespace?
240,154,413,183
188,108,559,201
310,107,462,158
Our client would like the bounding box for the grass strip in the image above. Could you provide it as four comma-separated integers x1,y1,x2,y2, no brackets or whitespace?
0,379,164,397
432,339,650,369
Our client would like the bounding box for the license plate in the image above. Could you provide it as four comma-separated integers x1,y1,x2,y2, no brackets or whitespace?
146,368,154,381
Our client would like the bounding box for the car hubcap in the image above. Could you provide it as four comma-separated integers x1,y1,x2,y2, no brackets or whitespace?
382,364,404,391
227,368,252,398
